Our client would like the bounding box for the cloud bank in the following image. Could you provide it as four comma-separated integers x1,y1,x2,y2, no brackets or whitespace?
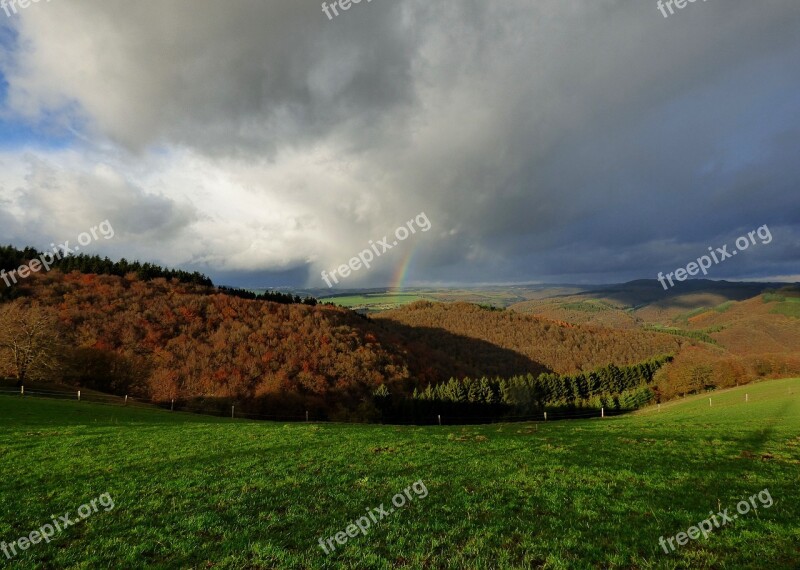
0,0,798,287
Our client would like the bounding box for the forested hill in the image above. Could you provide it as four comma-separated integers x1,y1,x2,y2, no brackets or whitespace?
375,301,684,375
0,268,693,421
0,244,317,305
0,245,212,289
3,271,543,416
4,255,792,421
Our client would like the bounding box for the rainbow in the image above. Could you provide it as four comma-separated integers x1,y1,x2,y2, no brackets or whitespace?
388,248,416,291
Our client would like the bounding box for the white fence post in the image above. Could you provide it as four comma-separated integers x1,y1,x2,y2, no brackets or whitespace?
544,412,547,422
20,385,24,397
171,399,174,411
77,390,81,402
437,414,441,426
231,406,235,419
601,407,604,419
709,398,712,407
124,395,128,406
745,394,749,403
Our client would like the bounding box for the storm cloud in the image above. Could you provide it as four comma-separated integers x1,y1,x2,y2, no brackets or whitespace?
0,0,798,287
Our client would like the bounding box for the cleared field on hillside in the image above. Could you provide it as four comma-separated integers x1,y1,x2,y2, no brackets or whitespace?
1,379,799,569
323,293,426,310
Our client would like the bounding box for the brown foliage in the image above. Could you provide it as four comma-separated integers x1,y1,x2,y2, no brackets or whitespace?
0,301,62,384
14,271,412,410
5,272,797,415
376,301,683,375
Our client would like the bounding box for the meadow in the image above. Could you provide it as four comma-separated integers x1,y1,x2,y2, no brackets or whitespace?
768,297,800,319
1,379,798,569
322,293,426,311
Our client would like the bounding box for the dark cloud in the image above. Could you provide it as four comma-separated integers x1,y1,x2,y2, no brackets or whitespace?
0,0,798,286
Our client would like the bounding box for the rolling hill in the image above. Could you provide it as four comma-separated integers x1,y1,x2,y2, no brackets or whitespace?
2,265,798,421
376,301,683,374
1,377,797,568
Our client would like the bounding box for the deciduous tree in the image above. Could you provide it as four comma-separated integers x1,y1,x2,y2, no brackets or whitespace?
0,302,61,385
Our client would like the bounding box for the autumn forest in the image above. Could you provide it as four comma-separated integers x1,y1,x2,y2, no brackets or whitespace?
1,246,798,423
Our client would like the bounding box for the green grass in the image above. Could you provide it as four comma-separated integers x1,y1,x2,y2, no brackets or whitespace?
764,296,800,319
643,324,718,344
770,303,800,319
674,307,710,324
322,294,425,310
560,300,612,312
1,379,799,569
714,301,735,313
762,293,787,303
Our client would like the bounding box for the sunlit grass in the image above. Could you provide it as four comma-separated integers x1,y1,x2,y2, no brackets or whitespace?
1,379,798,569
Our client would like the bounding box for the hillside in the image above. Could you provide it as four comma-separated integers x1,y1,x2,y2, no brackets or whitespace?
506,283,800,398
3,268,798,421
1,271,600,420
663,293,800,356
508,279,795,326
375,301,683,375
1,271,414,419
1,378,798,568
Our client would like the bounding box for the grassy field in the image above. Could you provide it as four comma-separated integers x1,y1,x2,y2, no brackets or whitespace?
768,297,800,319
322,293,426,311
1,379,799,569
322,286,582,312
560,300,614,313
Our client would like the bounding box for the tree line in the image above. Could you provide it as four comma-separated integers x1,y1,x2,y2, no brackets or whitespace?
373,356,672,423
217,286,318,306
0,245,212,288
0,245,317,305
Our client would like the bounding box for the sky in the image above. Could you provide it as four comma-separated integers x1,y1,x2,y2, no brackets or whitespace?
0,0,798,289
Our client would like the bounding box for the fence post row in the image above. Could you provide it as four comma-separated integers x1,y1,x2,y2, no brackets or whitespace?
15,381,795,425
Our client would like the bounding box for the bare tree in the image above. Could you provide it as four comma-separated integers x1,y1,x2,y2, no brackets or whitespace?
0,302,61,386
